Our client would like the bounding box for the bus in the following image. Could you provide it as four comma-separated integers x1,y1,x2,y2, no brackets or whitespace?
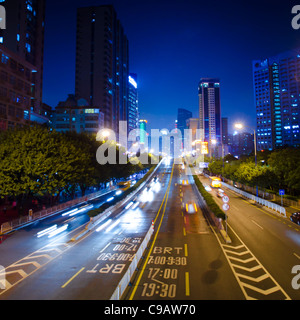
210,176,222,188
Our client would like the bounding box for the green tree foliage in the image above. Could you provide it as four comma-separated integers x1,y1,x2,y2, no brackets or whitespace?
0,126,155,203
207,148,300,196
208,160,223,176
0,126,71,198
268,148,300,195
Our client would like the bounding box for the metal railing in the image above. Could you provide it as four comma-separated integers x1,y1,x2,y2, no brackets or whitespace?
72,158,164,241
110,224,154,300
221,181,287,217
0,187,115,234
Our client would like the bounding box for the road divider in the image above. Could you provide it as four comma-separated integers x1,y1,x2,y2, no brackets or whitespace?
110,223,154,300
192,174,231,244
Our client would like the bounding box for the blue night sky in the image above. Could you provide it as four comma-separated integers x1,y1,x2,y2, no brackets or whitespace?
43,0,300,133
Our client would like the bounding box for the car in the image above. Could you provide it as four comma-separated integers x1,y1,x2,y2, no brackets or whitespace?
290,212,300,225
204,185,212,192
185,202,197,214
216,188,225,198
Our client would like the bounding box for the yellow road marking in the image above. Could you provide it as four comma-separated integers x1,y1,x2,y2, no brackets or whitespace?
129,163,174,300
153,171,172,225
184,244,188,256
185,272,190,296
61,267,85,288
183,227,186,236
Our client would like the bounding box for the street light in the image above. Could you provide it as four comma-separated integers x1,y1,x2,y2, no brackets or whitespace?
234,123,258,197
96,129,111,142
234,123,243,130
102,130,110,139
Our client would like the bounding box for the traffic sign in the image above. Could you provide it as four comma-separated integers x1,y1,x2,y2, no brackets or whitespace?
222,203,230,211
279,189,285,196
222,194,229,203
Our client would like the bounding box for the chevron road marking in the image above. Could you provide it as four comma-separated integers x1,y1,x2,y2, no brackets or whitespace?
211,222,291,300
236,273,269,283
222,224,291,300
0,238,74,296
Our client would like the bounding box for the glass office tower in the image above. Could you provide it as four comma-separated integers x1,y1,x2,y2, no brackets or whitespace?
253,48,300,150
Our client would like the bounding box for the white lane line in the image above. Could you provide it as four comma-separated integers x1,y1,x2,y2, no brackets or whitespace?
293,252,300,260
99,242,111,253
251,219,264,230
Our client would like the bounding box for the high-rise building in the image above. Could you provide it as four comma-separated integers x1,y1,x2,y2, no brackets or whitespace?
75,5,129,135
221,117,228,145
253,48,300,150
139,119,147,144
0,0,46,129
198,78,221,147
177,108,192,148
128,73,139,133
186,118,199,142
52,94,104,134
177,108,192,135
228,131,254,158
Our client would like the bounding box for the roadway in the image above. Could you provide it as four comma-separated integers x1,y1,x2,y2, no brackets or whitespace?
124,163,245,300
0,159,299,300
0,159,171,299
124,165,300,300
197,174,300,300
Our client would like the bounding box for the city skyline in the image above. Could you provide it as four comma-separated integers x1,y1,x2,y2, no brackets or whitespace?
43,0,300,133
1,0,300,303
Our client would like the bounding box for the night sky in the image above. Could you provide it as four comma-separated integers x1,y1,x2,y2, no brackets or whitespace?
43,0,300,133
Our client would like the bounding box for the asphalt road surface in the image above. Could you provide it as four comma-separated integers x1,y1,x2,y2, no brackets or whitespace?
0,159,299,300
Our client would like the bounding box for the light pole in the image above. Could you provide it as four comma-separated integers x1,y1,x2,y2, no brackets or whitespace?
234,123,258,197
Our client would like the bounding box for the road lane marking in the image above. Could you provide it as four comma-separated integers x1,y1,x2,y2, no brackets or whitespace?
184,244,188,257
183,227,186,236
153,170,173,225
61,267,85,288
211,222,291,300
100,242,111,253
294,253,300,260
129,163,174,300
224,187,292,224
185,272,190,296
251,219,264,230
